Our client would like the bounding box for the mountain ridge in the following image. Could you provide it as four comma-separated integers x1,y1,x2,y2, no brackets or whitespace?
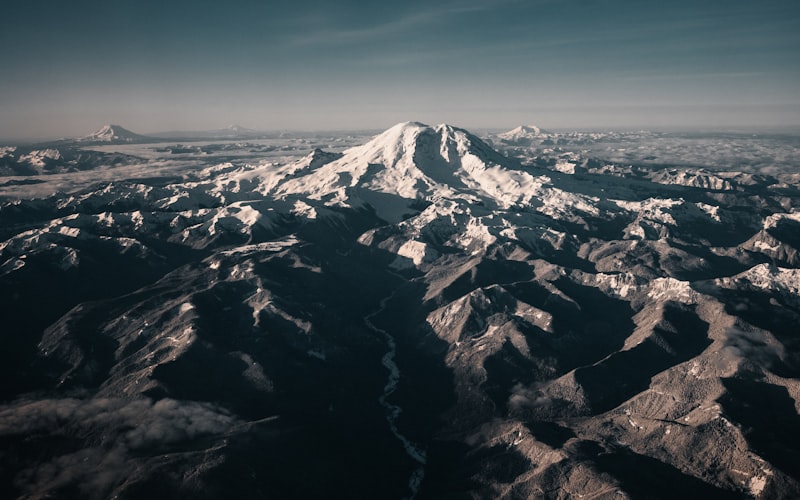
0,120,798,499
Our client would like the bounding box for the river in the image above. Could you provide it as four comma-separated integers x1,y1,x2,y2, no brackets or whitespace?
364,293,427,499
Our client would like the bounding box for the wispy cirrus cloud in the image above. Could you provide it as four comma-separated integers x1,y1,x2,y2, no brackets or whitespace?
282,0,549,48
619,72,765,82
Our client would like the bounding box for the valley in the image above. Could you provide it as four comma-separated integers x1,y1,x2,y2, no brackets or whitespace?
1,122,799,498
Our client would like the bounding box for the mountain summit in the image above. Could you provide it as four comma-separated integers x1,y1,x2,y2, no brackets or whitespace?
346,121,510,171
496,124,545,144
225,124,255,133
270,121,529,221
78,124,150,143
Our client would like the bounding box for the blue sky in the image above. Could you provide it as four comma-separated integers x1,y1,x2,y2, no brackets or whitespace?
1,0,798,139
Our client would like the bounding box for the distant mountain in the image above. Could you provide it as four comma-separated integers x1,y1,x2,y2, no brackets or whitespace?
149,124,269,140
224,124,257,134
495,124,546,145
75,124,153,144
0,124,151,173
0,144,139,176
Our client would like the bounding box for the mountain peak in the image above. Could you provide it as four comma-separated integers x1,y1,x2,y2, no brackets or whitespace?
343,122,511,175
305,148,343,169
497,125,544,143
517,125,542,134
381,121,498,150
79,124,148,143
271,121,522,222
225,124,252,132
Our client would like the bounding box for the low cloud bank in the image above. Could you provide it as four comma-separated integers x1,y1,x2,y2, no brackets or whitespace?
0,397,239,498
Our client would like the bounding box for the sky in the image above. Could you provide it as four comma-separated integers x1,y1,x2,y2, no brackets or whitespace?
1,0,799,140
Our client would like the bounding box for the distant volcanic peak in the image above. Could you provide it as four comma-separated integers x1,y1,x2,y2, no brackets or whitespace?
517,125,542,135
224,124,259,134
80,124,146,143
498,124,545,142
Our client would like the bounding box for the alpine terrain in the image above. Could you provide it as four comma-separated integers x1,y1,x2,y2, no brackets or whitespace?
1,121,799,499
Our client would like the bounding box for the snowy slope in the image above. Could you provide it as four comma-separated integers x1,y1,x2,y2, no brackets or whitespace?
256,122,571,223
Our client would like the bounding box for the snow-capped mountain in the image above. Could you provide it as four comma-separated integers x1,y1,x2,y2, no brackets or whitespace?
267,122,535,220
1,121,799,499
77,124,152,144
496,124,545,144
202,124,265,138
146,124,270,140
224,124,257,134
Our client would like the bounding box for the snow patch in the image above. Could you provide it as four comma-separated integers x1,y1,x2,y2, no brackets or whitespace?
613,198,682,225
647,277,697,303
218,236,300,256
730,264,800,297
763,211,800,230
553,160,576,174
20,149,62,168
392,239,438,268
291,200,317,219
695,202,722,222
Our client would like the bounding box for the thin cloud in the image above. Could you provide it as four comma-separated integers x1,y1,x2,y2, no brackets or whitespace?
620,72,765,82
283,0,548,48
0,397,242,498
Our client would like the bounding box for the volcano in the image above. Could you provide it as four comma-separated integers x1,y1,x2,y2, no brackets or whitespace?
1,122,799,499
